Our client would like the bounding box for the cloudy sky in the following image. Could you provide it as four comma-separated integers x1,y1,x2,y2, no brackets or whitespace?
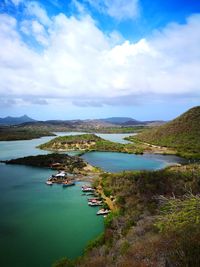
0,0,200,120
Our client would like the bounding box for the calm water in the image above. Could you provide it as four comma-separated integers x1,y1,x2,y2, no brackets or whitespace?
0,132,132,160
82,152,186,172
0,133,185,267
0,164,103,267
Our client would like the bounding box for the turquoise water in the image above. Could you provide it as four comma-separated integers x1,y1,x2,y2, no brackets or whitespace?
0,132,131,160
54,132,133,144
82,152,186,172
0,133,186,267
95,133,133,144
0,164,103,267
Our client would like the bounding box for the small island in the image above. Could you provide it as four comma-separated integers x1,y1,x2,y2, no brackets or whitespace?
37,133,181,156
38,134,127,153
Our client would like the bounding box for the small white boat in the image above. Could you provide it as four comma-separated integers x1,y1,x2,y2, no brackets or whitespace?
88,201,103,206
46,181,53,185
97,209,110,215
82,186,95,192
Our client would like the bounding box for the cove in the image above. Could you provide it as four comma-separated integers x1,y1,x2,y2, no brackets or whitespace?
0,133,186,267
82,152,186,172
0,163,103,267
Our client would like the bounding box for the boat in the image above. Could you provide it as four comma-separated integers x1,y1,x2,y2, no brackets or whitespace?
87,197,101,201
82,186,95,192
96,209,110,215
62,181,75,187
55,171,66,178
88,201,103,206
46,181,53,185
86,193,95,196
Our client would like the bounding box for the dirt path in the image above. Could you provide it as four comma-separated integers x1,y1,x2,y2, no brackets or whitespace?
97,185,117,211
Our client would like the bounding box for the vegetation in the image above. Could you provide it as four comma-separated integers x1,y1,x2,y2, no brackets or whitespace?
39,134,127,153
39,133,185,156
127,106,200,159
53,163,200,267
0,126,54,141
12,122,146,135
155,195,200,266
82,126,147,134
0,124,146,141
3,153,87,173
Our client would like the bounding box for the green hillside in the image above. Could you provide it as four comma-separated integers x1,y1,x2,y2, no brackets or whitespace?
38,134,125,152
130,106,200,158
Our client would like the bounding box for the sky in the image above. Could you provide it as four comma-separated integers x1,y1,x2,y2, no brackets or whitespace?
0,0,200,120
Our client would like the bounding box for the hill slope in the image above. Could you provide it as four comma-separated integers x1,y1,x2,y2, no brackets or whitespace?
38,134,127,152
133,106,200,157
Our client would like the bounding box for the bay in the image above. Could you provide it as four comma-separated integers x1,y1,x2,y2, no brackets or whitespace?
0,132,186,267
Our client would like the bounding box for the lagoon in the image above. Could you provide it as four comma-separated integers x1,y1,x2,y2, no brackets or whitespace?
82,152,186,172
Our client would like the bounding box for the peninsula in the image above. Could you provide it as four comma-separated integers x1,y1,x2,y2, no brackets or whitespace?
38,134,126,153
2,153,88,174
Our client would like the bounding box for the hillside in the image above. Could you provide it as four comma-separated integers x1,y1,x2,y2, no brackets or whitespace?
38,134,126,153
99,117,138,124
2,153,87,173
54,164,200,267
0,126,55,141
128,106,200,158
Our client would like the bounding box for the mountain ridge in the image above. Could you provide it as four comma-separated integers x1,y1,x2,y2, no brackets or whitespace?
1,115,164,127
0,115,35,125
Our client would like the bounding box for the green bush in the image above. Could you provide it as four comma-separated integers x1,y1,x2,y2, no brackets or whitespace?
52,257,74,267
84,233,105,254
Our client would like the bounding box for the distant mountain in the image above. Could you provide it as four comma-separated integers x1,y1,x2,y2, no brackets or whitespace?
99,117,165,126
1,115,165,128
121,120,166,126
0,115,35,125
99,117,138,124
135,106,200,157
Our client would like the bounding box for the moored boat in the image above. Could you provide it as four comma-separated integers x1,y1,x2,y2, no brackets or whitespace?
62,181,75,187
46,181,53,185
82,185,95,192
88,201,103,206
87,197,101,201
97,209,110,215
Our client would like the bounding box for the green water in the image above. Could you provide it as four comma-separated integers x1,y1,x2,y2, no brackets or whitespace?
0,133,186,267
0,164,103,267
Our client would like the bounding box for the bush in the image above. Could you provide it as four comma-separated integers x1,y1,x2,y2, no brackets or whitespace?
52,257,74,267
84,233,105,253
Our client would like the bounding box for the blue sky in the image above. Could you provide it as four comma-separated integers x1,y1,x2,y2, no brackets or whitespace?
0,0,200,120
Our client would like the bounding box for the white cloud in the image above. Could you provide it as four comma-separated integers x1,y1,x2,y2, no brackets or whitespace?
20,19,48,45
25,1,51,26
0,10,200,107
85,0,140,20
